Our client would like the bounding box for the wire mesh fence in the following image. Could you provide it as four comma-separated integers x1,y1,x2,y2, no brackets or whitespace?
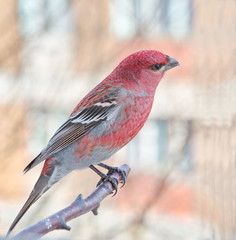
0,0,235,239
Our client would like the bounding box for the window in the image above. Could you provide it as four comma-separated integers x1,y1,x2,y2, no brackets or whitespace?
127,119,192,172
18,0,73,37
110,0,192,40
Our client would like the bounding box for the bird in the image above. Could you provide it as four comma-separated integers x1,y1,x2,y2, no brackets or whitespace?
6,50,179,237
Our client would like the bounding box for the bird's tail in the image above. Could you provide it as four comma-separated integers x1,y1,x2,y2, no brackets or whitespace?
5,171,53,238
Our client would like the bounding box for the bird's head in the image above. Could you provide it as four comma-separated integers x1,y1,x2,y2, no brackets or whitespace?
110,50,179,94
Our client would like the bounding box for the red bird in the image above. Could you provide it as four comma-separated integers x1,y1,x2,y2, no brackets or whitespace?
7,50,179,236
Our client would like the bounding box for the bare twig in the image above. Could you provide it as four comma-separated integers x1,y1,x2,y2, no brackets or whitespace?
11,164,131,240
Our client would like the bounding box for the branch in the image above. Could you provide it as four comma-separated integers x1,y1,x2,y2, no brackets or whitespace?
11,164,131,240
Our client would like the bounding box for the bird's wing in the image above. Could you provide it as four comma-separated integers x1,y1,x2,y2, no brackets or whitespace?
24,86,121,173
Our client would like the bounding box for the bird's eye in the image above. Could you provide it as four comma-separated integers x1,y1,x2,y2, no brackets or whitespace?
150,64,162,71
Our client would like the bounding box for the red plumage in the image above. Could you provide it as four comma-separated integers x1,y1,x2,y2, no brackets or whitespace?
6,50,179,237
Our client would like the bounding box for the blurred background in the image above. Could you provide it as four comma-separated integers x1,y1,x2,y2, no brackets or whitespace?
0,0,235,239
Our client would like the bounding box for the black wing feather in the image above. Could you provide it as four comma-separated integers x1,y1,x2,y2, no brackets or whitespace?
24,102,118,173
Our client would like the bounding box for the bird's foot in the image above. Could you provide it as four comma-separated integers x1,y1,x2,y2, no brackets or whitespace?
96,174,119,196
98,163,127,188
90,164,127,196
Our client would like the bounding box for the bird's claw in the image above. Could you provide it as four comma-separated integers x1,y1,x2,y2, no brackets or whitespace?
96,175,119,196
95,164,127,196
107,167,127,188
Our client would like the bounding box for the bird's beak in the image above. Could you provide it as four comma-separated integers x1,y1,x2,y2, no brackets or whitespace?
165,56,180,71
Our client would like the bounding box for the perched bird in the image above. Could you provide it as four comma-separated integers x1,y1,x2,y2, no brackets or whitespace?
6,50,179,236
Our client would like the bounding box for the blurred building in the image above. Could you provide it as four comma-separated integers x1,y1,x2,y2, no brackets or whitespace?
0,0,235,239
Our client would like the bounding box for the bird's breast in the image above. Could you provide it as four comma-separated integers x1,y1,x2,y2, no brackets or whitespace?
97,95,153,149
70,95,154,168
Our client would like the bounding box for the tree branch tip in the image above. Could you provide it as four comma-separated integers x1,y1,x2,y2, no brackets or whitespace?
72,194,85,208
56,216,71,231
91,204,100,215
119,164,131,174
